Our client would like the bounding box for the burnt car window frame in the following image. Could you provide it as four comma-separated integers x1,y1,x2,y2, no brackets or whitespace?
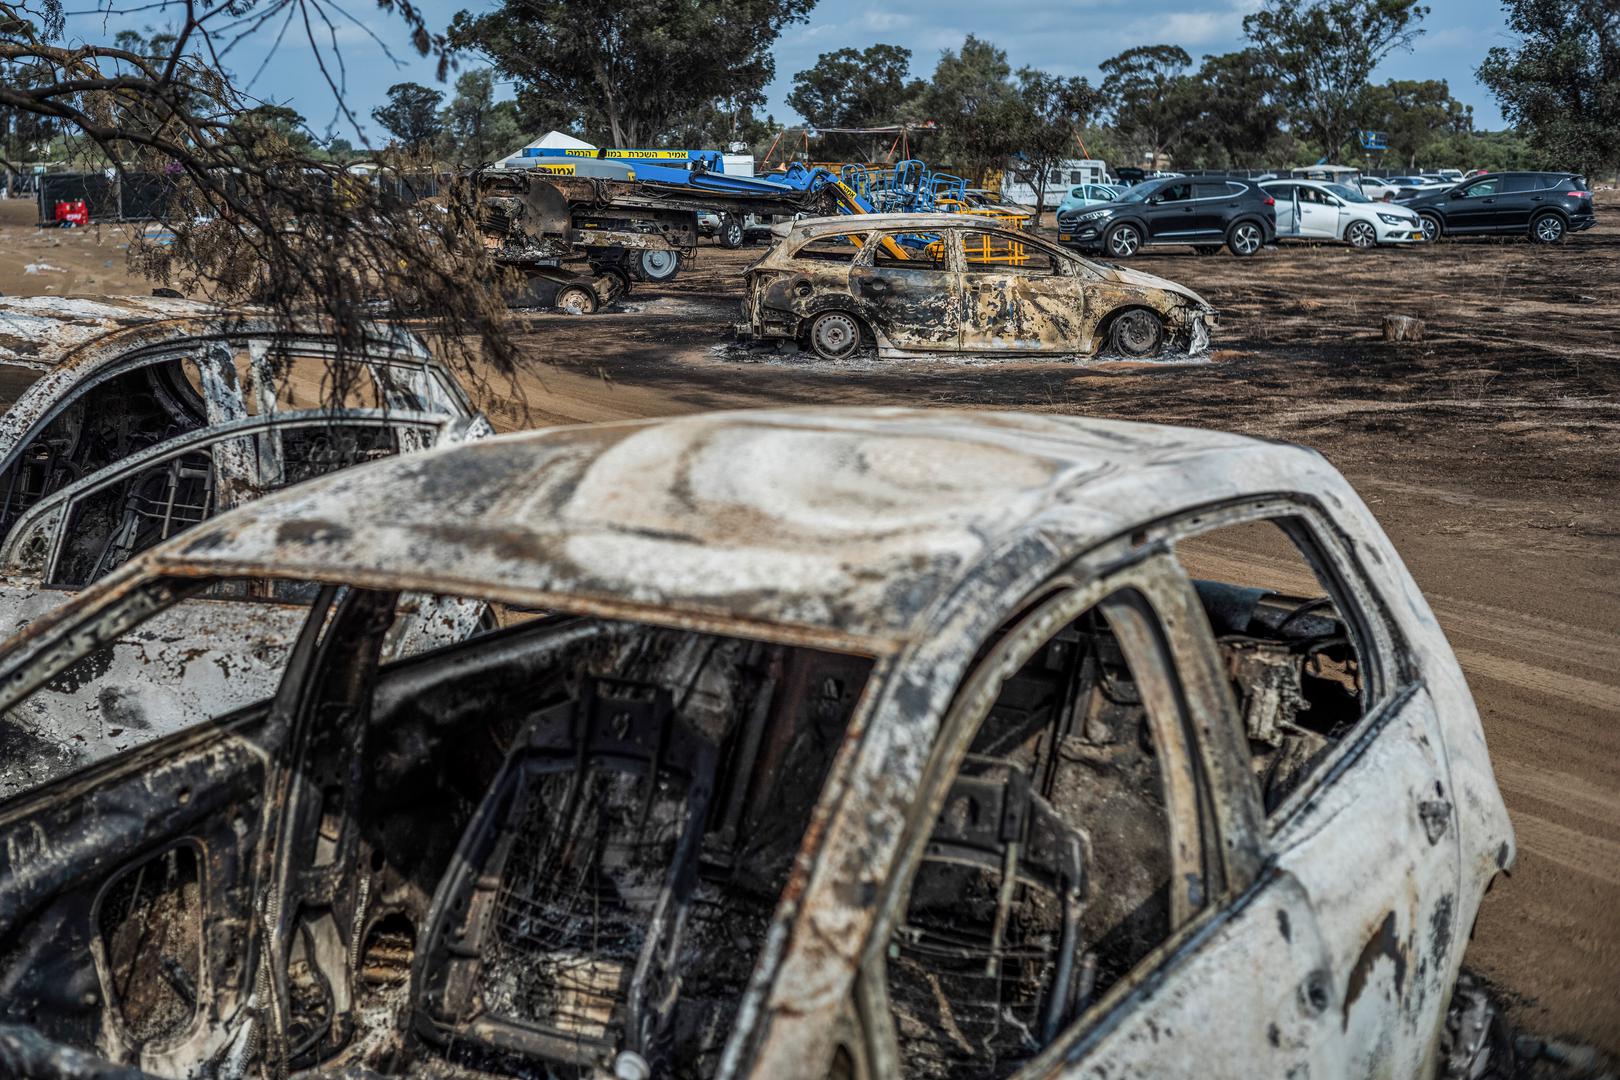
10,412,447,593
1154,495,1410,832
854,551,1263,1077
859,229,954,272
788,229,873,263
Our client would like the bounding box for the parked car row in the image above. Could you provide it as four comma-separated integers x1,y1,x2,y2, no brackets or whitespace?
1056,171,1595,256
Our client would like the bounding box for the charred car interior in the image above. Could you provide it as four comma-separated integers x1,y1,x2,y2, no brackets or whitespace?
0,559,1364,1080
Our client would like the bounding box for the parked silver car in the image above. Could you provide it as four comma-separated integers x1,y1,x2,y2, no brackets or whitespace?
0,406,1512,1080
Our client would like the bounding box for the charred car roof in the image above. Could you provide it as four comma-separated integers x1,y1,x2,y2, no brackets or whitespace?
107,406,1346,649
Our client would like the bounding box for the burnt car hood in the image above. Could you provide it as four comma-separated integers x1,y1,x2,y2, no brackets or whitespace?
1101,264,1214,312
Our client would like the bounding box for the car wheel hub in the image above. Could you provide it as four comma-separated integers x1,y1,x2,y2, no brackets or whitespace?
812,314,859,359
1349,223,1375,247
1113,311,1162,356
639,250,679,280
1110,227,1139,256
1536,217,1562,241
1233,225,1261,254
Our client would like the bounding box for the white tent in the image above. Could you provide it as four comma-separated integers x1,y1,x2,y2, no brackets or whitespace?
495,130,595,168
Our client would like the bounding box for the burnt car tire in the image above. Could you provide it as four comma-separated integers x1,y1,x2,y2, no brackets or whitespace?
806,311,864,361
1345,221,1378,249
1108,309,1164,358
554,284,598,315
1105,223,1142,258
1226,221,1264,257
632,249,682,283
1530,212,1566,244
1418,213,1443,243
719,215,745,249
1194,245,1223,256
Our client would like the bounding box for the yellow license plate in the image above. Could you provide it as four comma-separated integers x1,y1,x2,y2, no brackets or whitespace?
1059,233,1072,240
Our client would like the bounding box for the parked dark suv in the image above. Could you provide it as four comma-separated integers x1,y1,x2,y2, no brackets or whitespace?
1404,171,1595,244
1056,176,1277,257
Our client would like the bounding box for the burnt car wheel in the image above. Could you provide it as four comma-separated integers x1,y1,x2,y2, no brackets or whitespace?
554,284,598,315
1419,213,1443,242
807,311,863,361
1227,221,1263,257
633,249,681,283
1531,213,1566,244
1108,309,1164,357
1105,223,1142,258
1346,221,1378,249
719,215,745,249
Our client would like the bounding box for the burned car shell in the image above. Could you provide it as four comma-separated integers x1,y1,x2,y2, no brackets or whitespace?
0,408,1511,1080
0,296,490,795
738,213,1216,358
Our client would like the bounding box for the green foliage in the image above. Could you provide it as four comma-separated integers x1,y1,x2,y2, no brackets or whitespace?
450,0,813,148
1357,79,1471,169
922,36,1026,184
1244,0,1428,162
1478,0,1620,175
1177,50,1290,169
787,44,925,159
1100,45,1196,168
437,69,521,165
372,82,445,149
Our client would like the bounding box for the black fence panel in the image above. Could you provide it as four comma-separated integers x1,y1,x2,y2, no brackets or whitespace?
37,172,117,223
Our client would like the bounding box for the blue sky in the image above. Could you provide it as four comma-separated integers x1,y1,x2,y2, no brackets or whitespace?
60,0,1513,148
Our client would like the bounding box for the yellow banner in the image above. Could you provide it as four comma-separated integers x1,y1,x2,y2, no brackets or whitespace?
603,150,690,159
560,149,597,157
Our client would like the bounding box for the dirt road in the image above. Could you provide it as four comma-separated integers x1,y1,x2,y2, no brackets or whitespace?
2,191,1616,1050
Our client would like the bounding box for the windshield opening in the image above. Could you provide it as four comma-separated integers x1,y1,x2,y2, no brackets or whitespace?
1326,183,1372,204
1118,179,1167,204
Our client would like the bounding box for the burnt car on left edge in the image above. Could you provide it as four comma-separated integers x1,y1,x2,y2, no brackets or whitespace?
0,295,492,798
737,213,1215,361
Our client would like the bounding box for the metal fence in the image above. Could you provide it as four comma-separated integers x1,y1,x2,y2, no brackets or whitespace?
33,169,447,225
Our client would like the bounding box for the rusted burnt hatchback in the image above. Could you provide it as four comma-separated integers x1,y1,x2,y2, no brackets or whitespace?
737,215,1216,361
0,296,491,796
0,408,1511,1080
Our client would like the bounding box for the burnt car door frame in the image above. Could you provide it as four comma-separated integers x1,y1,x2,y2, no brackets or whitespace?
845,552,1349,1078
955,228,1091,355
1160,496,1463,1077
847,227,963,353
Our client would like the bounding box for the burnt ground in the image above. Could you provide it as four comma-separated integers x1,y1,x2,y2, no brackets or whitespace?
479,205,1620,1054
2,192,1618,1052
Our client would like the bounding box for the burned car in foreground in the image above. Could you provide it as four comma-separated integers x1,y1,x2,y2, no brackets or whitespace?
0,407,1511,1079
0,295,491,797
738,214,1216,361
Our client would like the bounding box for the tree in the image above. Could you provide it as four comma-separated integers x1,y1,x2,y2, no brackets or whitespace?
1244,0,1428,162
923,36,1025,185
373,82,445,150
438,69,521,165
1357,79,1471,169
788,44,924,160
1179,49,1287,169
450,0,814,148
1478,0,1620,175
1006,69,1104,211
1099,45,1198,169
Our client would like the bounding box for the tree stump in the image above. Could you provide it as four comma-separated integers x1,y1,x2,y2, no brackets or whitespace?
1383,315,1425,343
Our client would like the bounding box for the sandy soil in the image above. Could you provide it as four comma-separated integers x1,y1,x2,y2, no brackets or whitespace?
2,190,1617,1051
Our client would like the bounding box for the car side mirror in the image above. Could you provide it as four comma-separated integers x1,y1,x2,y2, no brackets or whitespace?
1146,196,1161,205
1450,190,1465,199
